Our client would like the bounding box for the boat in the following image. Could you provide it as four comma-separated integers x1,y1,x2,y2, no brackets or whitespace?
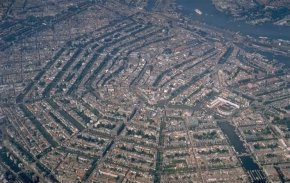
194,9,202,15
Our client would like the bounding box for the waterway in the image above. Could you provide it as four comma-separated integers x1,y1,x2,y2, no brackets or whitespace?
217,121,247,154
218,121,267,183
145,0,155,12
176,0,290,40
176,0,290,66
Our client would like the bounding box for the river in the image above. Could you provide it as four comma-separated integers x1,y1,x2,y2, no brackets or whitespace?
176,0,290,40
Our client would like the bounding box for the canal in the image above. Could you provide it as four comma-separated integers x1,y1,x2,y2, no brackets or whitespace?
217,121,267,183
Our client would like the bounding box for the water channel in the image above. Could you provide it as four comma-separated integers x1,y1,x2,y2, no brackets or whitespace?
218,121,267,183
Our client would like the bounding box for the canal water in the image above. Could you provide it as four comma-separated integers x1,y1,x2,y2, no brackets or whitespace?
217,121,247,154
217,121,267,183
